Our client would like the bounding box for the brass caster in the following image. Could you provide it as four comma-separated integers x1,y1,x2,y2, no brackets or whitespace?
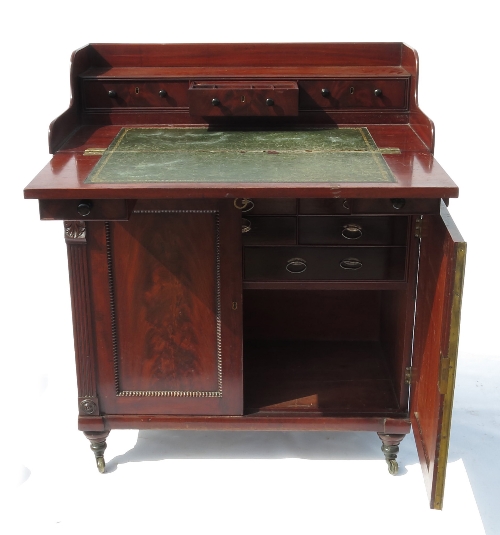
387,459,398,475
96,456,105,474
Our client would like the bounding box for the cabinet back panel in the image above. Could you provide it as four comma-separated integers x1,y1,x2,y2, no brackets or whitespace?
243,289,380,341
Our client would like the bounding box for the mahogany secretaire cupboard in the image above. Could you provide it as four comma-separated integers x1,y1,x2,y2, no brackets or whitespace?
24,43,466,509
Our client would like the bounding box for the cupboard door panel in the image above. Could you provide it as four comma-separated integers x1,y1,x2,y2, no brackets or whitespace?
410,202,466,509
89,200,243,415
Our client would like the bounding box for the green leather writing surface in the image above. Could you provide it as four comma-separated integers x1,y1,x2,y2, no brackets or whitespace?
85,128,396,184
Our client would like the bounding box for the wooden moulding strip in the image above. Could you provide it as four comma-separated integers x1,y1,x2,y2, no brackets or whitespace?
78,415,411,433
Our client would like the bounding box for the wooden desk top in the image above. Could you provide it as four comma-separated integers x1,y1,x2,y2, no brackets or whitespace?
24,124,458,200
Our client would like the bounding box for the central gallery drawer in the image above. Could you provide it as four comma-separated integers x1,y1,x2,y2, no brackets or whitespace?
299,216,408,245
244,247,407,281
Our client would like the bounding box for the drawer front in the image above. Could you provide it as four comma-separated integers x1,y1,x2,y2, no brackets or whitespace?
235,198,297,215
244,247,407,281
300,198,440,215
299,216,408,245
299,78,409,110
299,198,351,214
188,81,298,116
351,198,441,214
242,217,296,245
39,199,132,221
82,80,189,109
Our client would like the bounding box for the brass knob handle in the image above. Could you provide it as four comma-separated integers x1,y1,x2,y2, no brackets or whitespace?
391,198,406,210
374,88,383,97
342,224,363,240
340,258,363,270
77,201,92,217
234,198,254,212
241,218,251,233
108,90,117,98
286,258,307,274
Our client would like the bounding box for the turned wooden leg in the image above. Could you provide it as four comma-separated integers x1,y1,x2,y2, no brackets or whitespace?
377,433,406,475
84,431,110,474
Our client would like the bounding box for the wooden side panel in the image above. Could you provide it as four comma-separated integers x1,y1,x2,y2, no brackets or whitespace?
401,43,435,153
410,203,466,509
88,199,243,415
49,45,92,154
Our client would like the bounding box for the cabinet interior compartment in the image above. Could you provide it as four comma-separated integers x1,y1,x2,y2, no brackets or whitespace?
243,288,410,415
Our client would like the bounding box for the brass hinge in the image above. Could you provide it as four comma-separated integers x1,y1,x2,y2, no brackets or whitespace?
379,147,401,154
84,148,107,156
438,355,451,394
415,218,423,239
405,366,412,385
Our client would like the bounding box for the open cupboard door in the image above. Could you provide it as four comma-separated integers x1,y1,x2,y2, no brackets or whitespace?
410,202,466,509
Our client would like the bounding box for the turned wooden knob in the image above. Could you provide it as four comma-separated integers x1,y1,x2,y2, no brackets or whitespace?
77,201,92,217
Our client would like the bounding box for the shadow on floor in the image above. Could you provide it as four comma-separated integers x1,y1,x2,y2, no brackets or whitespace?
107,429,414,476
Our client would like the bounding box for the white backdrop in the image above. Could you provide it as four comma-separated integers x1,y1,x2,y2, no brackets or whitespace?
1,2,499,533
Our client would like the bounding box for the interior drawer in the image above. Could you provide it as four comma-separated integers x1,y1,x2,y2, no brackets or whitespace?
82,80,188,109
242,216,296,245
351,198,440,214
298,216,408,245
235,198,297,215
244,246,407,281
299,198,351,214
299,78,409,110
300,198,440,215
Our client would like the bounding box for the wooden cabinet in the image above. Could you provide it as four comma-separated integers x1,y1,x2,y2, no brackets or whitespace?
24,42,465,510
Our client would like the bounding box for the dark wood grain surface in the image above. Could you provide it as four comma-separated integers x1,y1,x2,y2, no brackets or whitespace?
88,199,243,415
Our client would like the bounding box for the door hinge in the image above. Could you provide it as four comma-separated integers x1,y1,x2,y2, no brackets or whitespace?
405,366,412,385
438,356,451,394
415,218,423,239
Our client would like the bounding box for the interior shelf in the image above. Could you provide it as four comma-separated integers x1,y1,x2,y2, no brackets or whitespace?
244,340,401,415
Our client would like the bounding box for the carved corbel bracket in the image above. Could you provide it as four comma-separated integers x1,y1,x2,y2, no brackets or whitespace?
64,220,86,243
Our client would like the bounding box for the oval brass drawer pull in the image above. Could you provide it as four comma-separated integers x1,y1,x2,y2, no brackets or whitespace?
342,223,362,240
286,257,307,274
241,218,252,233
234,198,254,212
340,257,363,270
